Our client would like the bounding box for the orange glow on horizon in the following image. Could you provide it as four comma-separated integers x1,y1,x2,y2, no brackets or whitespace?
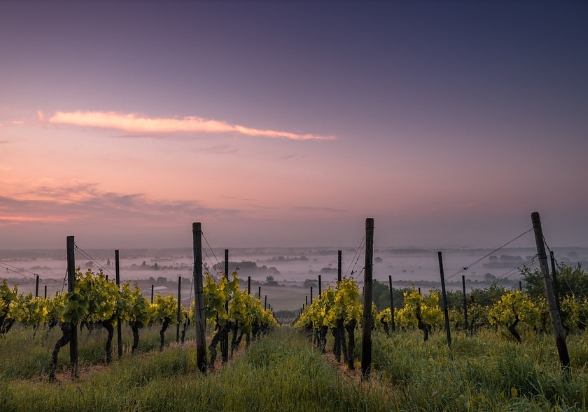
0,215,70,224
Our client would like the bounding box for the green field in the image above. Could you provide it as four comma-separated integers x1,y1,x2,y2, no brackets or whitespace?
1,323,587,411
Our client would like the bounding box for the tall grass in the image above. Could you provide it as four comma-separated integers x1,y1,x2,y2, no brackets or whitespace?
366,329,588,411
0,323,194,380
2,324,587,411
1,327,393,411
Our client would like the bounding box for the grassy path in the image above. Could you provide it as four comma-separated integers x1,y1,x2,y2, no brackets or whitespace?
2,326,588,411
0,327,393,412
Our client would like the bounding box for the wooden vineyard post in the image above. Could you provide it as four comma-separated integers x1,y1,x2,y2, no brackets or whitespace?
44,285,47,298
222,249,229,363
67,236,78,377
193,223,207,373
318,275,322,297
264,295,267,310
151,285,154,303
361,218,374,378
35,274,39,297
338,250,342,282
334,250,344,362
462,275,468,333
531,212,570,370
550,251,562,312
310,286,313,303
224,249,229,279
246,276,251,347
438,252,452,349
176,276,182,343
115,250,122,359
258,286,261,300
389,275,395,332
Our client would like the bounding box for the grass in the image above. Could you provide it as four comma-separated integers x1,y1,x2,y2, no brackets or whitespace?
0,323,195,380
365,328,588,411
1,323,587,411
1,327,392,411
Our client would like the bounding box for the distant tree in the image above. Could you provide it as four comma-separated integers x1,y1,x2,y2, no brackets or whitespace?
470,284,507,307
265,275,278,286
523,264,588,301
445,290,466,310
370,280,408,310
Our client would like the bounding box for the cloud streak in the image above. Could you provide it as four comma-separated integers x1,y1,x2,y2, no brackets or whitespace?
48,111,335,141
0,182,239,226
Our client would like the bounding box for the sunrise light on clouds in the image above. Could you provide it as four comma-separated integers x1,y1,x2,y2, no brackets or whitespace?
48,111,335,141
0,2,586,249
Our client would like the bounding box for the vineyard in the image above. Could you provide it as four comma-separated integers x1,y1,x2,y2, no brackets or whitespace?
1,217,588,411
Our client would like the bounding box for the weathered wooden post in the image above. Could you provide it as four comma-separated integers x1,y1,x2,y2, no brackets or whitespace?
222,249,229,363
462,275,468,333
361,218,374,378
258,286,261,300
334,250,344,362
115,250,122,359
550,251,562,312
224,249,229,278
264,295,267,310
389,275,395,332
338,250,342,282
176,276,182,343
35,274,39,297
438,251,452,349
310,286,313,303
67,236,78,377
151,285,154,303
193,223,207,373
246,276,251,346
531,212,570,370
318,275,322,297
44,285,47,298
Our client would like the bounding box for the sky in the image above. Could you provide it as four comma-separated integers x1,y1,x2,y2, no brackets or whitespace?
0,1,587,250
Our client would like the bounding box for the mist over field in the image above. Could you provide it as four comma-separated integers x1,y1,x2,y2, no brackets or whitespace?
3,245,588,311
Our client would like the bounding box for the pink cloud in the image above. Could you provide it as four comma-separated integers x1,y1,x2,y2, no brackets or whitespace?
48,111,335,141
0,181,239,227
